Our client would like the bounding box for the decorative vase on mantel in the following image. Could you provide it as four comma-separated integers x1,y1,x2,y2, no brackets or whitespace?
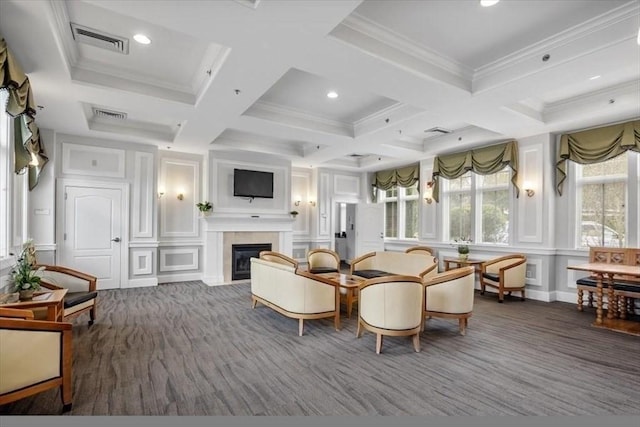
458,252,469,261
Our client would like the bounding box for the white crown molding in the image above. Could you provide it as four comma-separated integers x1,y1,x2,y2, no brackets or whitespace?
48,0,77,72
211,137,303,158
245,100,354,137
49,0,225,105
353,102,425,137
542,79,640,122
340,13,474,83
475,1,640,80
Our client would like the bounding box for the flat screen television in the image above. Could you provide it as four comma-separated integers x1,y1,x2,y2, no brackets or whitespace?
233,168,274,199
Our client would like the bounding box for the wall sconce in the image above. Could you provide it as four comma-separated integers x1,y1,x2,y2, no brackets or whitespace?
294,196,301,206
523,181,535,197
177,193,184,201
157,191,165,199
309,200,316,207
424,181,434,204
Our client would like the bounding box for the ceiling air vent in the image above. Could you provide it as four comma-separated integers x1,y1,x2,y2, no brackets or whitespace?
424,127,452,134
70,23,129,54
92,107,127,121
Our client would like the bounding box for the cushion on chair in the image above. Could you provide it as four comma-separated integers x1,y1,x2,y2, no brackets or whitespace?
309,267,339,274
576,277,598,287
353,269,393,279
64,291,97,309
614,283,640,293
482,272,499,282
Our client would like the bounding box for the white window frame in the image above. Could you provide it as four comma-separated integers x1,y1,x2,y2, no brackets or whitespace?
574,154,630,249
0,90,28,270
380,183,419,240
441,168,513,245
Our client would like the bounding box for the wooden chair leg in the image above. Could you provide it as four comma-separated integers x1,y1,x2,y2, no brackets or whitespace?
412,333,420,353
459,318,466,335
298,319,304,337
376,333,383,354
619,296,627,320
251,297,257,309
89,306,96,326
480,281,485,295
577,289,584,311
498,289,504,303
587,291,594,308
356,321,362,338
520,289,525,301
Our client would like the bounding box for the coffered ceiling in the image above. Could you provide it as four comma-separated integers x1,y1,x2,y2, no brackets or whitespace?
1,0,638,171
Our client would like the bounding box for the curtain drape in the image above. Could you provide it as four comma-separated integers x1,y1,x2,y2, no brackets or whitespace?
0,37,47,190
556,120,640,195
431,140,519,202
374,164,419,190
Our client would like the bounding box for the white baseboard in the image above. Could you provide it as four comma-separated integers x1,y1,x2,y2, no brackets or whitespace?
157,272,202,284
202,275,225,286
123,278,158,289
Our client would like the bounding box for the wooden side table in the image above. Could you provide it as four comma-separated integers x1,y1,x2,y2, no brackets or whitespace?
442,258,484,285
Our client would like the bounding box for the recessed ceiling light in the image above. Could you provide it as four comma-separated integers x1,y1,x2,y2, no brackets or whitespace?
480,0,500,7
589,75,601,80
327,91,338,99
133,34,151,45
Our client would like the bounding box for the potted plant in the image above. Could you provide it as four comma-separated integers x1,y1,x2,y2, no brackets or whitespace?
10,241,43,301
454,237,472,261
196,201,213,216
289,210,299,218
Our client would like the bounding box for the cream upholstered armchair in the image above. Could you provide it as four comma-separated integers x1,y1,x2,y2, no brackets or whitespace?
423,266,475,335
35,264,98,326
480,254,527,303
259,251,299,269
405,246,435,257
306,248,340,274
357,275,424,354
0,308,73,412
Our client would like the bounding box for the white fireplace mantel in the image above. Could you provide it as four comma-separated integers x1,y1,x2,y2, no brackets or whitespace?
202,214,294,285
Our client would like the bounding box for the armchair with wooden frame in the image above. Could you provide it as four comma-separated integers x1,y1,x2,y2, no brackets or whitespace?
34,264,98,326
356,275,424,354
480,254,527,303
405,246,435,257
423,266,475,335
306,248,340,274
0,308,73,412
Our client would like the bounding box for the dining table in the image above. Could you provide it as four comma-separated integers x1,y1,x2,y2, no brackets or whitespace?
566,262,640,335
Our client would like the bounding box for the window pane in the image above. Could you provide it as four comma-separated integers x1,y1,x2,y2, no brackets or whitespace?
404,199,418,238
578,154,627,248
481,189,509,243
405,185,418,197
386,188,398,198
582,155,627,177
448,173,471,191
448,193,471,241
481,168,510,187
385,201,397,238
580,181,625,247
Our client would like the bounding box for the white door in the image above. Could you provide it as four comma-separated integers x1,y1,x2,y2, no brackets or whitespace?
61,185,123,290
355,203,385,257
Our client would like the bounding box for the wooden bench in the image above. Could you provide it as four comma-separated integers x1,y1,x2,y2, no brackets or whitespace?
576,247,640,318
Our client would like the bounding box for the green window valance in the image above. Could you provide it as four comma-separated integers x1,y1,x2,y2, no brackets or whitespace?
1,38,47,190
431,140,519,202
556,120,640,195
374,164,419,190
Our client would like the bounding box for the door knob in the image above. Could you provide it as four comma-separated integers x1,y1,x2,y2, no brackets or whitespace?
111,237,121,242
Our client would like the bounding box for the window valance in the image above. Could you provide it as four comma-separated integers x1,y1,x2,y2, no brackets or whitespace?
431,140,519,202
374,164,419,190
556,120,640,195
1,38,47,190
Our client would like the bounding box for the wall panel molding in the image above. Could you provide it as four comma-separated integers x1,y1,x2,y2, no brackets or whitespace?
132,152,154,238
159,248,199,272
